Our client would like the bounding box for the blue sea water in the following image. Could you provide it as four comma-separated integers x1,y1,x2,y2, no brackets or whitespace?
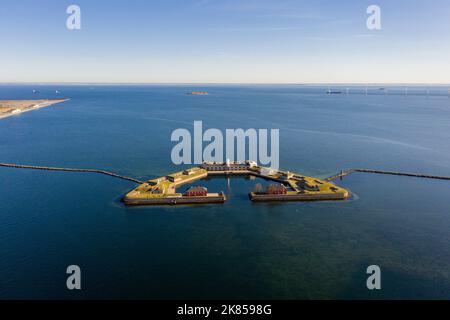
0,84,450,299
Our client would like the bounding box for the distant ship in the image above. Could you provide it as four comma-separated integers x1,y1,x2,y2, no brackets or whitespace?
186,91,209,95
55,90,61,94
326,89,342,94
32,90,40,94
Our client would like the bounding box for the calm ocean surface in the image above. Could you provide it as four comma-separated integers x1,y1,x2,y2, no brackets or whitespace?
1,84,450,299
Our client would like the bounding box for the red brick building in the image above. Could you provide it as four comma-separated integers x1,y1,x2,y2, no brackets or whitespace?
266,184,287,195
185,186,208,197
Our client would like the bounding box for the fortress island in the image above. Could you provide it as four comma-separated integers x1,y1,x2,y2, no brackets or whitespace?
123,161,349,206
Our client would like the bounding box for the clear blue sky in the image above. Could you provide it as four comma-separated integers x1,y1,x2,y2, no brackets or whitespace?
1,0,449,83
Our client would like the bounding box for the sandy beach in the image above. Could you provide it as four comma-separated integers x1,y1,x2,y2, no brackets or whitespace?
0,99,68,120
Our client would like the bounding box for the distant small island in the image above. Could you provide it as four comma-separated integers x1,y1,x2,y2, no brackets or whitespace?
186,91,209,95
0,99,68,120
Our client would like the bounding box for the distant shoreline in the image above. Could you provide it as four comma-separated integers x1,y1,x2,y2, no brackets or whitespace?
0,99,69,120
1,82,450,87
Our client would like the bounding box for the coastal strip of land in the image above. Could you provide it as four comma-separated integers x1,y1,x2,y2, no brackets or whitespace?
0,99,68,120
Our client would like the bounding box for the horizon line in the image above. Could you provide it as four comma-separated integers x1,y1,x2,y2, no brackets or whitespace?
1,82,450,86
